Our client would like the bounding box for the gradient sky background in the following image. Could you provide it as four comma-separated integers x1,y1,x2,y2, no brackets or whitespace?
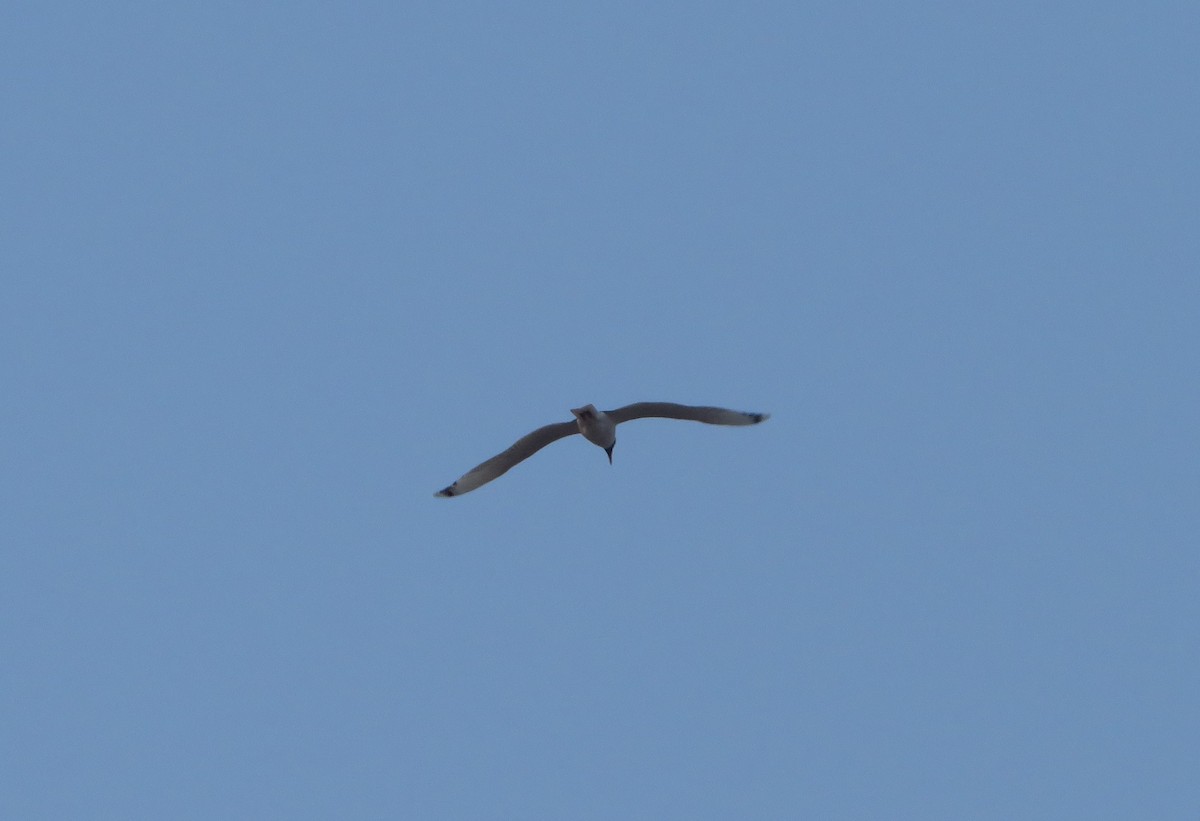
3,3,1198,819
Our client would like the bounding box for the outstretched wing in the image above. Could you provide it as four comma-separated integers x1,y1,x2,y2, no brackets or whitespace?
605,402,769,426
435,420,579,497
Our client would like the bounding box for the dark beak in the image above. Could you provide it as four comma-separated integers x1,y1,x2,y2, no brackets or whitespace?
604,445,614,464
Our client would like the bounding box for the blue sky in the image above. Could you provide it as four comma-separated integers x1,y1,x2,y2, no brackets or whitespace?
3,2,1197,818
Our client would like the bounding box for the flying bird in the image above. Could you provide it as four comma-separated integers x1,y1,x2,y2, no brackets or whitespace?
435,402,770,497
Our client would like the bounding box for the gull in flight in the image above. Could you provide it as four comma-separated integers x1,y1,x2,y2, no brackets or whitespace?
435,402,770,497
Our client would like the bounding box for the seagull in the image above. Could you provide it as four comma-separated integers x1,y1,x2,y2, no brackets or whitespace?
435,402,770,497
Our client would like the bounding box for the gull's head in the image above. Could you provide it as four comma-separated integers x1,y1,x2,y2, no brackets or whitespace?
570,404,598,420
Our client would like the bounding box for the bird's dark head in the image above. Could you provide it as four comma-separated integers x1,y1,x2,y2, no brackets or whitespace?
604,443,614,464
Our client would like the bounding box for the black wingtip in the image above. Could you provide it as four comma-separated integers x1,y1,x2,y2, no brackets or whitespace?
435,485,457,497
749,413,768,423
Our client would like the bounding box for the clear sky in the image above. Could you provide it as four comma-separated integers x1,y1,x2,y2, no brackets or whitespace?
3,2,1197,818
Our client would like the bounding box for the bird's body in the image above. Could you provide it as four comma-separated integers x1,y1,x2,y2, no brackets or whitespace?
571,404,617,455
435,402,769,497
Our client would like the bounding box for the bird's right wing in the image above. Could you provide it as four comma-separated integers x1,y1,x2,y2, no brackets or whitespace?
605,402,770,426
435,420,579,497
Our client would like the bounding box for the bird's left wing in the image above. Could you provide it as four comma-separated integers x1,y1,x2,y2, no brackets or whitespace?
435,420,579,497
